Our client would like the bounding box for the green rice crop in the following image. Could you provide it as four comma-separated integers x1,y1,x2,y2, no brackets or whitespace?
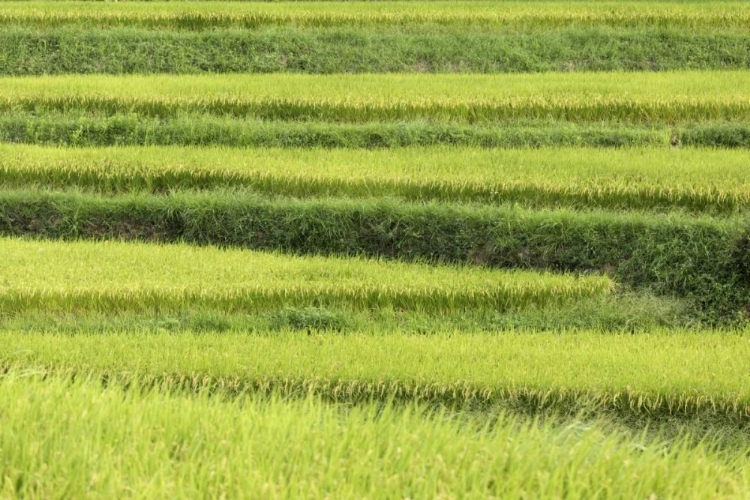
5,0,750,494
2,72,749,124
1,1,748,31
0,237,611,314
3,330,750,421
3,374,749,499
3,145,750,213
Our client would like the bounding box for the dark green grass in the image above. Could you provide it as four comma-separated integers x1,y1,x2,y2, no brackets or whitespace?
0,113,669,148
0,291,695,335
4,113,750,148
681,123,750,148
2,28,749,75
1,190,747,321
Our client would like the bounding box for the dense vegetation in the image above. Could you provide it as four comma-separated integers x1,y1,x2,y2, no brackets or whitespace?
6,372,750,499
1,0,749,497
3,145,750,212
4,331,749,421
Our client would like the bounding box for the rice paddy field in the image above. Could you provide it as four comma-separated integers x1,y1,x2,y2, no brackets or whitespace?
1,0,750,498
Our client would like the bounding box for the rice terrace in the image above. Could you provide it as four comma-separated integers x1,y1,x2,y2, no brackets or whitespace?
2,0,750,498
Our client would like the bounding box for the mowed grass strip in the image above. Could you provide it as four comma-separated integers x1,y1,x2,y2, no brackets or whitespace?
3,145,750,213
3,331,750,422
0,237,611,314
3,72,750,124
3,1,748,31
4,375,748,500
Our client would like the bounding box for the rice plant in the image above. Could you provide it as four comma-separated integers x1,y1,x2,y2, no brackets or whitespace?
2,330,749,421
0,237,612,314
2,72,749,124
1,1,748,31
3,145,749,212
3,372,748,499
